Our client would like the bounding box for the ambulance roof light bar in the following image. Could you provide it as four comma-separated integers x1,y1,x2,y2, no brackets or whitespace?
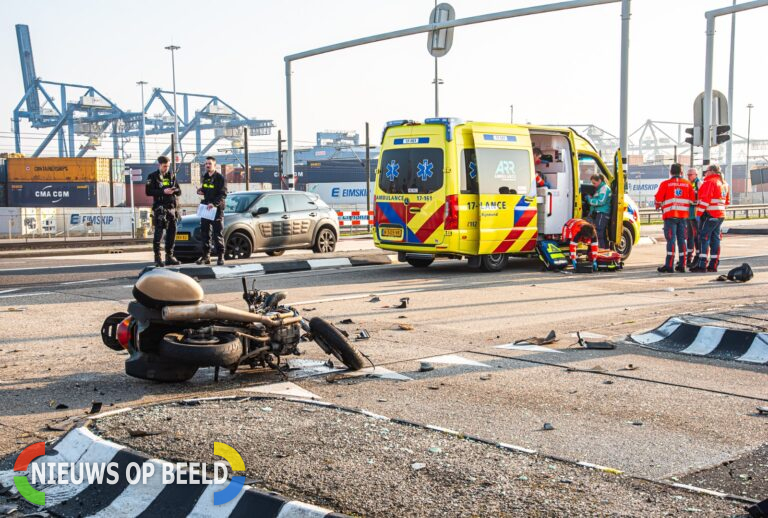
424,117,464,142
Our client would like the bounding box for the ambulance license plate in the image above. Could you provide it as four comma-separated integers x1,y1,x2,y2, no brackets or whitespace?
380,227,403,240
175,233,190,241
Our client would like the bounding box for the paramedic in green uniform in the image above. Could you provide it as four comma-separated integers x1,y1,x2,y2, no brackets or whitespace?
585,173,612,249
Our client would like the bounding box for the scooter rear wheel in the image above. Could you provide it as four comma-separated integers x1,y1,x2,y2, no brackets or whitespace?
309,317,365,371
158,332,242,367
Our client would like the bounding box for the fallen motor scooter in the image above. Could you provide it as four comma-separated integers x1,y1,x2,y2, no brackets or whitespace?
101,269,365,381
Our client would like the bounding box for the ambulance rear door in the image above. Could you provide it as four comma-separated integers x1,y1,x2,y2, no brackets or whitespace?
610,150,627,247
471,126,537,255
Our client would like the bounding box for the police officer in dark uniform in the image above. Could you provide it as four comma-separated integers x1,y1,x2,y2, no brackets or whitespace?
196,156,227,265
145,155,181,267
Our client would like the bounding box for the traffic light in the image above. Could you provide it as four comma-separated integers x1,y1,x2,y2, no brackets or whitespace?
685,127,702,147
712,124,731,146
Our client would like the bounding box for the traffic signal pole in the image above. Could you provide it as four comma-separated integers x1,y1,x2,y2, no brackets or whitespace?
702,0,768,166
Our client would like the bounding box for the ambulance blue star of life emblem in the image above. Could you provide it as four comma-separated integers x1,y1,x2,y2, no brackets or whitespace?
674,188,682,196
417,159,434,181
385,160,400,182
469,161,477,180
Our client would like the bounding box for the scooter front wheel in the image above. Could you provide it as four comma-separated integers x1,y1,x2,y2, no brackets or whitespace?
309,317,365,371
158,332,242,367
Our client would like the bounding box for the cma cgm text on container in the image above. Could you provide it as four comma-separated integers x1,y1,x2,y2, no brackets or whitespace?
7,182,111,207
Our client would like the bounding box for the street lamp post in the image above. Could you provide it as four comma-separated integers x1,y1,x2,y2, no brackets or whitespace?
164,44,181,167
746,103,754,199
136,80,147,163
510,104,514,123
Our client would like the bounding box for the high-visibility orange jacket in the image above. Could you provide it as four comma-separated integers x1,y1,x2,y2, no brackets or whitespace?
562,218,597,262
696,175,730,218
654,176,694,219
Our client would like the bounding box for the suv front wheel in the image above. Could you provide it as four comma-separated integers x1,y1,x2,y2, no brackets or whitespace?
313,227,337,254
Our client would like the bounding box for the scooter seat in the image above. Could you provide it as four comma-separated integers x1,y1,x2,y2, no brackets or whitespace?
134,269,204,309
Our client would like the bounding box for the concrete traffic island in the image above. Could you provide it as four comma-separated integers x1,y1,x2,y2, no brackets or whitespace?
83,397,747,517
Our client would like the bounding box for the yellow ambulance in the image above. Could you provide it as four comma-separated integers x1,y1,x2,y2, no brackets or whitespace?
373,118,638,271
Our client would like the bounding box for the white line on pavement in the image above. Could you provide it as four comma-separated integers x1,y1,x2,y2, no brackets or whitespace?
0,288,20,294
58,278,107,285
0,291,53,299
0,261,135,273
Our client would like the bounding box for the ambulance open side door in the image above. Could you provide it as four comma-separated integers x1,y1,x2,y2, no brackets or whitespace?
610,150,627,248
471,127,538,256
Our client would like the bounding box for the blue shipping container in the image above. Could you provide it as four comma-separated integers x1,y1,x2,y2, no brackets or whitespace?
8,182,104,207
0,159,6,184
0,183,6,207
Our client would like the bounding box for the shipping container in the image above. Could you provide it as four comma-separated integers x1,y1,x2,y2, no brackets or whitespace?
0,183,7,207
0,159,6,183
7,182,112,207
125,162,195,184
8,157,112,183
125,182,200,207
112,182,126,207
111,158,126,183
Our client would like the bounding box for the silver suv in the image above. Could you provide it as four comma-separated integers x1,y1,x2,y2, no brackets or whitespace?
174,190,339,261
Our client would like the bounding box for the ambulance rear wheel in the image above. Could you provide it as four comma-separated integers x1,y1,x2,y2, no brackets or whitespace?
481,254,508,272
407,257,434,268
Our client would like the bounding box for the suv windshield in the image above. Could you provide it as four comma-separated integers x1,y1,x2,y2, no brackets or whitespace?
224,193,260,213
378,148,444,195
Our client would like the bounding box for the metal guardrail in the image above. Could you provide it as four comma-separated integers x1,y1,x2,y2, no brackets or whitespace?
637,203,768,224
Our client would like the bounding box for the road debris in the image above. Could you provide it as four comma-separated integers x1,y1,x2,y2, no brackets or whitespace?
355,330,370,341
127,429,163,438
419,362,434,372
479,374,491,381
428,446,442,454
514,330,557,345
302,307,316,312
398,323,415,331
339,318,355,325
395,297,410,309
369,296,381,303
543,423,555,431
88,401,103,414
411,462,426,471
1,307,26,312
756,406,768,415
619,364,639,371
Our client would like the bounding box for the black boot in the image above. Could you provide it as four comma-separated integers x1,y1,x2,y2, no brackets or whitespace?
196,255,211,265
165,255,180,266
657,265,674,273
154,254,165,267
675,262,686,273
217,254,225,266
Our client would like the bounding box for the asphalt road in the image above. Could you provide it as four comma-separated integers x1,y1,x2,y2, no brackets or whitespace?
0,227,767,514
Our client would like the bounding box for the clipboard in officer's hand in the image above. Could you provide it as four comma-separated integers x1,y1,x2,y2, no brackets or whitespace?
196,203,217,221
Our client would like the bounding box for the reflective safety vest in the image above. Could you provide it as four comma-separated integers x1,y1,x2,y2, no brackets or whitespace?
696,175,730,218
654,176,694,220
562,218,597,262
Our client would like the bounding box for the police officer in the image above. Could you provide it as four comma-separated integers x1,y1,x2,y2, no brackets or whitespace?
145,155,181,267
196,156,227,265
654,163,695,273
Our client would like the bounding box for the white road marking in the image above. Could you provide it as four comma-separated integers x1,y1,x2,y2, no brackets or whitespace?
498,442,537,454
0,291,53,299
0,288,20,294
241,381,321,400
420,354,491,368
276,500,335,518
494,343,563,353
0,261,131,273
212,263,265,278
306,258,353,269
187,480,251,518
58,278,107,285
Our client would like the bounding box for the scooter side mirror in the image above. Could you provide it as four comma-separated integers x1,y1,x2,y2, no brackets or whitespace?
252,206,269,216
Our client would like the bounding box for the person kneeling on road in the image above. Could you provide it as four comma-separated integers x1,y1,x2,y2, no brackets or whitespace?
654,163,694,273
146,155,181,267
196,156,228,266
562,218,598,271
692,164,730,273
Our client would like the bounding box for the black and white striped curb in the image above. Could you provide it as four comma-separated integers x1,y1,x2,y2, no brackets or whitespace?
0,426,343,518
140,255,396,280
630,317,768,365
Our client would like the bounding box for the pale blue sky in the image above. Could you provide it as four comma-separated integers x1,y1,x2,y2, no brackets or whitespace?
2,0,767,159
